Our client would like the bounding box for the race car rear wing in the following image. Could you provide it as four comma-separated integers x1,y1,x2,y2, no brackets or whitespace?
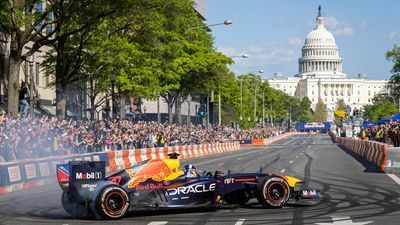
56,161,106,191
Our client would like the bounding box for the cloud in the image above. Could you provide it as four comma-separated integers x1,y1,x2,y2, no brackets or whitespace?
380,31,400,41
288,37,302,46
359,21,368,27
217,40,299,74
389,32,400,40
323,16,354,37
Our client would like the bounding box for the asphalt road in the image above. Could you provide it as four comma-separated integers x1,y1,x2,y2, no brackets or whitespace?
1,134,400,225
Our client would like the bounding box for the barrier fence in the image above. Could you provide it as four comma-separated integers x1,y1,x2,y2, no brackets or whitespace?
0,142,239,195
0,132,304,195
239,132,304,146
329,131,400,173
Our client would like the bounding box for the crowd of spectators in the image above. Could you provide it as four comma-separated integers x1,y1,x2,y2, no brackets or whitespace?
0,112,286,162
339,120,400,147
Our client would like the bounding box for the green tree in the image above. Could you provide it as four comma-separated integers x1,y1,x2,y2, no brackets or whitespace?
387,45,400,110
313,98,328,122
293,97,312,122
363,93,398,122
0,0,120,116
154,0,231,124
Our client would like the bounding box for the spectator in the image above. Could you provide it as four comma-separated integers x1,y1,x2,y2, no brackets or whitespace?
19,81,30,117
0,114,287,162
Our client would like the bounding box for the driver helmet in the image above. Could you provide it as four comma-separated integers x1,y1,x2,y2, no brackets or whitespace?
184,164,197,178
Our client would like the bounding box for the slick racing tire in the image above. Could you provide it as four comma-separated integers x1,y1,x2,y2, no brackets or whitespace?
257,176,290,208
62,191,92,219
95,185,130,219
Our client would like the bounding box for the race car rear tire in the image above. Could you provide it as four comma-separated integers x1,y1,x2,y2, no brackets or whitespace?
62,191,92,219
95,185,130,219
257,176,290,208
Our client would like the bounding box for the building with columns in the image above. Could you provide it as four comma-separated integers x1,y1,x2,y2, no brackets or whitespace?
268,6,388,116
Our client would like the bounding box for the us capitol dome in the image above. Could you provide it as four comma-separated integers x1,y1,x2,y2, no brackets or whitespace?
298,5,346,79
268,6,388,115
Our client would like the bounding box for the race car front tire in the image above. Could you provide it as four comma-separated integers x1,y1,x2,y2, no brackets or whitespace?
62,191,92,219
257,176,290,208
95,185,130,219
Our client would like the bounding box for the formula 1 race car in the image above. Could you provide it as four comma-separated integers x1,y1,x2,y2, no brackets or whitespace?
57,155,320,219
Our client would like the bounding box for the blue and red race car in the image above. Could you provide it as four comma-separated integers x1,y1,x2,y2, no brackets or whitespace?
57,154,320,219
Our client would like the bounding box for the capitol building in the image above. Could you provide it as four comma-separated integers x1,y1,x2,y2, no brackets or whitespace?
268,6,388,116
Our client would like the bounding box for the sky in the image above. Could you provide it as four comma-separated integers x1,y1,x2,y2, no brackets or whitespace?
206,0,400,80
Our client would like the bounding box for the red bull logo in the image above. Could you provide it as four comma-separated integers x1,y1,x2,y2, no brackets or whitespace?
127,159,172,189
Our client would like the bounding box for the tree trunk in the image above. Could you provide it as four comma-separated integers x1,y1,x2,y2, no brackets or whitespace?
162,93,176,125
176,97,182,124
168,101,174,124
55,37,68,118
90,95,96,120
119,95,126,119
7,53,22,116
56,82,67,118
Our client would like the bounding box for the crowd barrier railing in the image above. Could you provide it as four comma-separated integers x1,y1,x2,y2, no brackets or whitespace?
0,142,239,195
239,132,304,146
330,132,391,172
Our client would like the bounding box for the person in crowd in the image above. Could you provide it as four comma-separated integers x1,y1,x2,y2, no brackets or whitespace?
0,113,288,162
19,81,30,117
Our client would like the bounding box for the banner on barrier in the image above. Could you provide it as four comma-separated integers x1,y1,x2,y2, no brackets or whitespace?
7,166,21,183
24,164,36,179
39,162,50,177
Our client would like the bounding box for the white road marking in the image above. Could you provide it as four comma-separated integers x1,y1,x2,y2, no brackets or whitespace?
296,155,299,158
315,216,373,225
235,218,246,225
237,157,242,160
289,160,294,164
387,174,400,186
148,222,168,225
218,163,225,166
280,169,286,173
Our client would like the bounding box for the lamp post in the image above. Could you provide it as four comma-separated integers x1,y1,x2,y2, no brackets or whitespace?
110,70,116,119
26,55,35,117
189,19,232,127
187,94,192,126
230,54,248,59
262,85,268,126
239,70,264,124
188,19,232,30
253,70,264,122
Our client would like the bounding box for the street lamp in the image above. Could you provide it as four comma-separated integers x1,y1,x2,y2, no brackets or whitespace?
187,94,192,126
230,54,248,59
26,55,35,117
189,19,232,127
262,85,268,126
188,19,233,30
110,70,116,119
238,70,264,124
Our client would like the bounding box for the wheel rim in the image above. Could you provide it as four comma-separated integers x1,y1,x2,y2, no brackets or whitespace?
266,182,286,202
105,192,126,214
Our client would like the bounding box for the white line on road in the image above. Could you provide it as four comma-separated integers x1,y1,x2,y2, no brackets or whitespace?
289,160,294,164
148,222,168,225
387,174,400,186
235,218,246,225
218,163,225,166
280,169,286,173
296,155,299,158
